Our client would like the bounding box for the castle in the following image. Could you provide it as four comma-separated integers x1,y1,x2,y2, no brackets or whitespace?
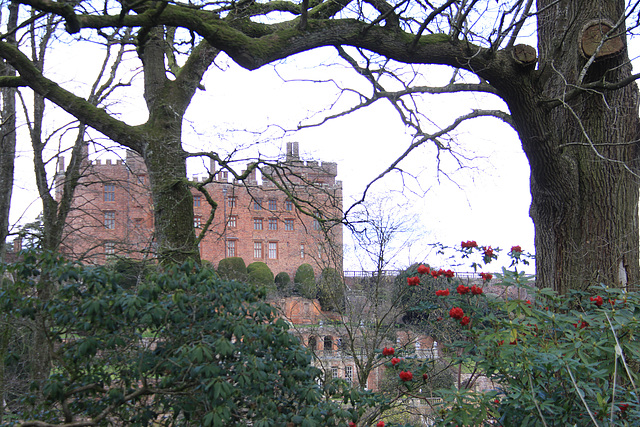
56,142,343,278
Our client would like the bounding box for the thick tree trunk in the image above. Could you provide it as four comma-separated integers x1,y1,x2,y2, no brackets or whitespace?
528,0,640,293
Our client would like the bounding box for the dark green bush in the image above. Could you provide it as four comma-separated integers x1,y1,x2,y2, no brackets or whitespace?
1,252,373,426
275,271,291,287
247,261,274,288
294,263,316,299
316,267,345,311
217,256,247,281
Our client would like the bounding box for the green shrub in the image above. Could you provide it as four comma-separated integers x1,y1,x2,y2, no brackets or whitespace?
108,257,156,289
275,271,291,287
316,267,345,311
247,261,274,288
294,263,316,299
1,251,374,425
217,256,247,281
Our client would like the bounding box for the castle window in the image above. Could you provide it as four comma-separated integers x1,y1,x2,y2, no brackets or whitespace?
300,244,305,259
254,199,262,210
268,242,278,259
253,241,262,258
104,211,115,229
285,219,294,231
226,240,236,257
268,218,278,230
331,366,339,378
194,195,201,207
268,199,277,210
227,215,237,228
227,196,236,208
104,184,115,202
345,366,353,384
312,219,321,230
285,200,293,211
324,336,333,351
105,242,115,257
194,215,202,228
253,218,263,230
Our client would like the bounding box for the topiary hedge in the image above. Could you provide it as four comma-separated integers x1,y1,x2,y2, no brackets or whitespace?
217,257,247,281
294,263,316,299
247,261,275,289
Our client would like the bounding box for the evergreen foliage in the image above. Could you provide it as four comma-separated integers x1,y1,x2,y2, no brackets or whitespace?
1,251,374,426
316,267,345,311
294,263,316,299
217,256,247,281
247,261,274,288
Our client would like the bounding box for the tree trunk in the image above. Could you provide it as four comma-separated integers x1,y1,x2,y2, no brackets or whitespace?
139,28,200,265
528,0,640,293
0,2,18,261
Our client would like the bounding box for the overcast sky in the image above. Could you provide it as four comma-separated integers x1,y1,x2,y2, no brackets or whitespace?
10,43,536,274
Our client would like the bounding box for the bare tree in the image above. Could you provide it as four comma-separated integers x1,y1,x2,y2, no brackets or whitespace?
0,1,636,292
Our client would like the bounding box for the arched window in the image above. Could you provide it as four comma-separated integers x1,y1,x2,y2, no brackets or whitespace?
308,336,317,351
324,336,333,351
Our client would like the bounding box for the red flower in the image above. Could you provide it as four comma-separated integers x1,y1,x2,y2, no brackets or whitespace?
436,316,443,321
494,398,500,404
509,339,518,345
456,284,470,295
399,370,413,381
461,240,478,249
417,264,429,275
431,270,439,278
377,422,385,427
574,321,589,329
407,276,420,286
497,340,504,346
444,269,455,278
391,357,401,366
511,245,522,253
471,285,483,295
460,316,470,326
349,423,356,427
483,246,494,257
590,296,604,307
435,289,450,296
619,403,629,412
480,272,493,281
423,373,428,381
382,347,395,356
609,299,616,306
449,307,464,319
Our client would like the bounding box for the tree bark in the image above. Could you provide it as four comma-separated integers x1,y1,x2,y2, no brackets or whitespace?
526,0,640,293
0,1,18,261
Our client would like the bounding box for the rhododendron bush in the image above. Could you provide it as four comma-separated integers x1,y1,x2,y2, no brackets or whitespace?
391,243,640,426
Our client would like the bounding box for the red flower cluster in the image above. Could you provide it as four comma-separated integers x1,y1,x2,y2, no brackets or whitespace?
574,321,589,329
590,295,604,307
377,422,385,427
407,276,420,286
483,246,494,257
417,264,429,275
511,245,522,253
460,316,470,326
525,300,532,305
399,371,413,381
480,272,493,281
430,268,455,279
422,373,428,380
456,284,470,295
391,357,401,366
619,403,629,412
449,307,464,319
435,289,450,296
348,422,356,427
471,285,483,295
382,347,395,356
461,240,478,248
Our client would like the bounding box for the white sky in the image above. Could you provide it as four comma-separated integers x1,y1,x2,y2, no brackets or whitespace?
11,39,536,275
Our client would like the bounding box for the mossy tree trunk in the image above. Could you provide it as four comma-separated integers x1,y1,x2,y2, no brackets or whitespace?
526,1,639,293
